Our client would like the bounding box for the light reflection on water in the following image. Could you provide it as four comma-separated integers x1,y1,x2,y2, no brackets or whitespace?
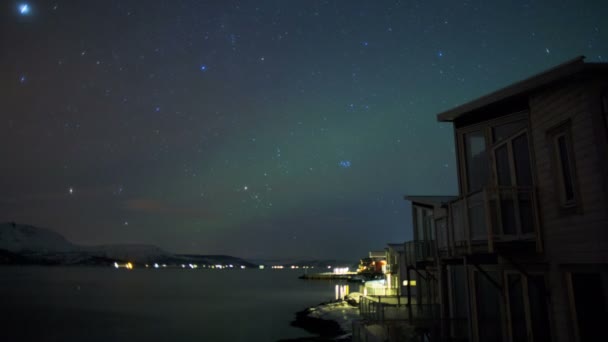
0,266,346,342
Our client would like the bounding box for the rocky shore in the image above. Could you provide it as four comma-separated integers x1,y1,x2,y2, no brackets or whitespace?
279,295,361,342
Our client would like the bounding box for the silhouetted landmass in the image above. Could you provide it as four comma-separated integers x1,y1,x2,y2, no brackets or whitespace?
0,222,256,267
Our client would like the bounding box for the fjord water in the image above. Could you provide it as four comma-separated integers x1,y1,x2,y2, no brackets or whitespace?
0,267,343,342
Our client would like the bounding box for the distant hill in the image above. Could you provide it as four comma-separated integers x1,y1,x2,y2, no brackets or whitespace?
0,222,256,267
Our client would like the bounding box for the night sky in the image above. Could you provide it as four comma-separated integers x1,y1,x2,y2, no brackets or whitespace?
1,1,607,260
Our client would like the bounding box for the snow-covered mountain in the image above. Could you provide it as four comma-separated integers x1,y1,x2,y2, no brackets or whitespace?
0,222,77,253
0,222,255,267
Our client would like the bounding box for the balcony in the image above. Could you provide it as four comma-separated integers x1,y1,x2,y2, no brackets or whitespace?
352,317,468,342
359,296,439,322
404,240,436,268
437,186,541,257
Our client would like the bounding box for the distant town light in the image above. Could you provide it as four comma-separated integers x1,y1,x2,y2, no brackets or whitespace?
333,267,349,274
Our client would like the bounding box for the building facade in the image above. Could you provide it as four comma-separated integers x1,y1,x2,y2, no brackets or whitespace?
355,56,608,342
426,56,608,342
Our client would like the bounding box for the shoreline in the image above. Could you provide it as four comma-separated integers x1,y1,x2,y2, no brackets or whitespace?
279,298,360,342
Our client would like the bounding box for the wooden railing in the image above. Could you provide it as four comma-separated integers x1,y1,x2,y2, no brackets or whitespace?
352,317,468,342
404,240,436,267
438,186,541,256
359,296,439,322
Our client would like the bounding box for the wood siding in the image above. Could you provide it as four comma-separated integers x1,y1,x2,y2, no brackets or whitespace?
528,79,608,342
528,80,608,265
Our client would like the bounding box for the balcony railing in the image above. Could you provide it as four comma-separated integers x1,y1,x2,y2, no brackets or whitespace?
352,317,469,342
404,240,436,267
438,186,541,256
360,296,440,322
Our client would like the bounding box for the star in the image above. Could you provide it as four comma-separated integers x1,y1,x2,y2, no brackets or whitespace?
200,65,208,71
68,187,74,195
18,4,30,15
19,75,26,83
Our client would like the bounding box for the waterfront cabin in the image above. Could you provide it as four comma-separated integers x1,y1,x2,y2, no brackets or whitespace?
435,56,608,342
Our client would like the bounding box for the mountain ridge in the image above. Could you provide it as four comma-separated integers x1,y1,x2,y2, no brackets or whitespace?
0,222,256,267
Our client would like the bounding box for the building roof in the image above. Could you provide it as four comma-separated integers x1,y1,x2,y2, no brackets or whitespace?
404,195,458,207
436,56,608,122
387,243,405,252
369,251,386,258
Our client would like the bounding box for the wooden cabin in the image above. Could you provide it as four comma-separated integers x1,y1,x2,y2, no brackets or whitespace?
434,56,608,342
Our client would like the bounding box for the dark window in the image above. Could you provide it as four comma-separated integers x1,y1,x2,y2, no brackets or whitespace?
602,92,608,132
450,266,468,340
493,120,527,143
476,271,503,341
507,274,527,341
528,275,551,342
464,130,489,192
513,133,532,186
571,273,607,342
495,144,511,186
556,134,575,204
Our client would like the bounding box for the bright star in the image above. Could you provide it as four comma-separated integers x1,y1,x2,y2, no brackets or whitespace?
200,65,207,71
19,75,26,83
438,51,444,57
68,187,74,195
18,4,30,15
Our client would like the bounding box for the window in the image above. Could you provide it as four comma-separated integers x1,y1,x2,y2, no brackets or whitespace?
548,122,578,209
528,275,551,342
464,130,489,192
413,206,434,241
491,131,534,236
602,91,608,132
476,271,503,341
507,274,527,341
556,134,575,203
493,120,527,143
504,273,551,342
570,273,607,342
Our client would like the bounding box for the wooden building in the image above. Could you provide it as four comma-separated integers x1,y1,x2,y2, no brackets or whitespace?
430,56,608,342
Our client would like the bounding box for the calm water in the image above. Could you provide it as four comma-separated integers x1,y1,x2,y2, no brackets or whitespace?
0,266,344,342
